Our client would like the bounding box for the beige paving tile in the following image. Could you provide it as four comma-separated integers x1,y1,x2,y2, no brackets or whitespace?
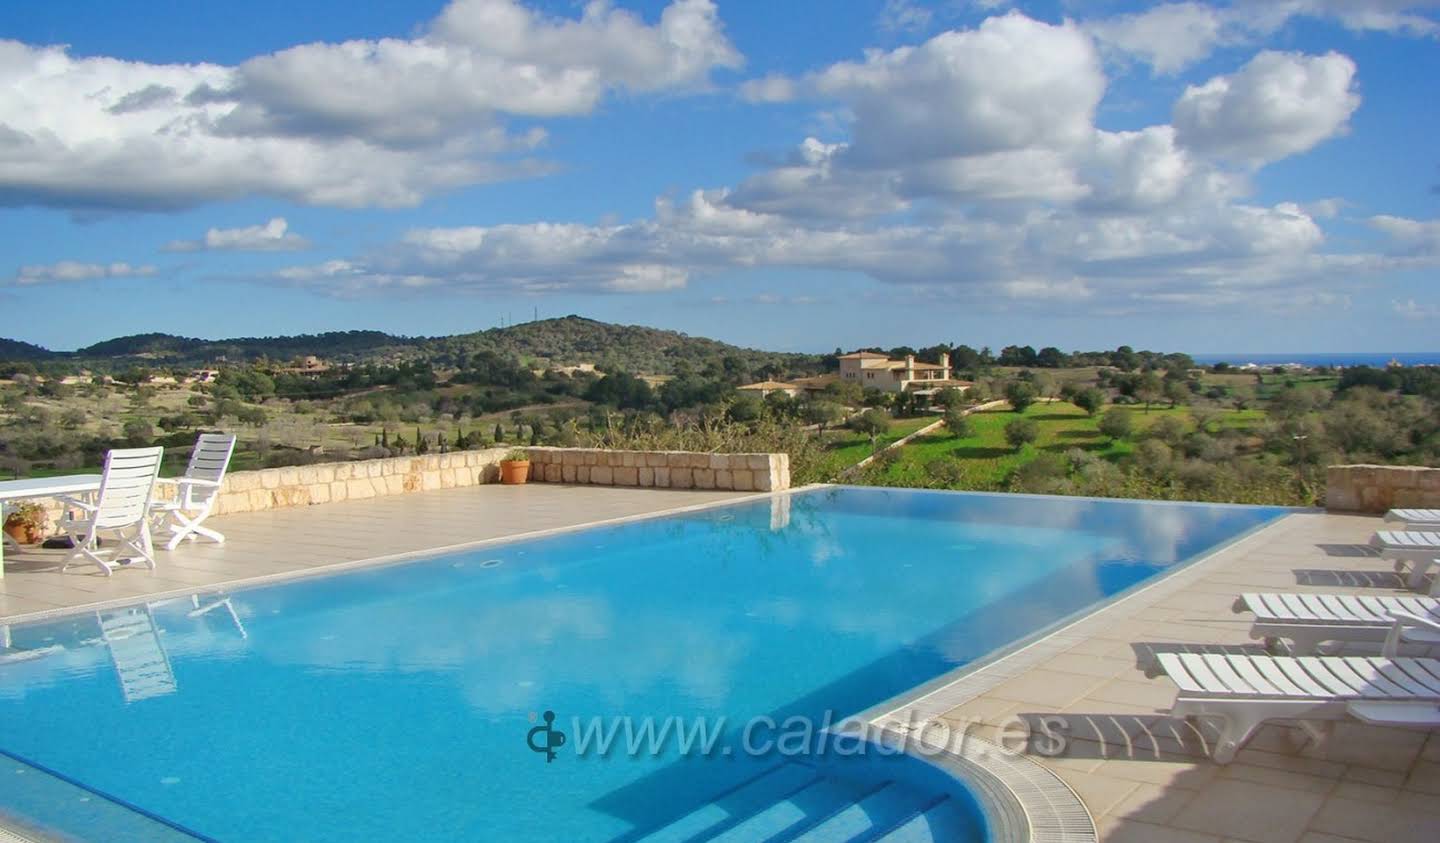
1105,781,1198,824
987,669,1107,709
1308,796,1440,843
1097,816,1223,842
1169,778,1325,843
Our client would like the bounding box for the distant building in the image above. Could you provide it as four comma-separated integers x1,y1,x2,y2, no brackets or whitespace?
277,356,331,376
736,380,804,398
837,352,971,396
190,369,221,383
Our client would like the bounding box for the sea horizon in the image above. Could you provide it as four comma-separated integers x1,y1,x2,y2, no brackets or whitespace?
1191,352,1440,367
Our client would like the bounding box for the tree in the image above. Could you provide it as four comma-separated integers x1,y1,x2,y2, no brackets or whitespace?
1135,372,1164,412
727,393,764,423
493,423,505,443
849,408,892,449
1004,380,1038,413
1073,387,1106,417
803,401,846,434
122,418,154,445
1004,417,1039,451
1036,346,1067,368
1163,379,1190,408
1098,408,1134,442
943,407,973,439
416,426,430,454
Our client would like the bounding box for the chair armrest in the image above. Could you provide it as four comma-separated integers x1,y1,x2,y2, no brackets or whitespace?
1382,610,1440,658
55,495,97,512
158,477,222,489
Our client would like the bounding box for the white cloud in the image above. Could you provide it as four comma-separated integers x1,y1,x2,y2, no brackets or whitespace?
1238,0,1440,37
1173,50,1360,163
13,261,156,286
1086,2,1231,75
1369,214,1440,255
0,0,740,212
878,0,934,34
264,10,1411,319
810,13,1105,166
1393,298,1440,319
1087,1,1439,73
165,217,309,252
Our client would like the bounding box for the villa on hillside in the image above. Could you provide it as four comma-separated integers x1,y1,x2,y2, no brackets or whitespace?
838,351,972,396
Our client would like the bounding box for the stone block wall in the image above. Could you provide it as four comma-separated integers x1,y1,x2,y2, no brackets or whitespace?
524,447,790,492
208,448,512,515
1326,464,1440,513
10,447,791,537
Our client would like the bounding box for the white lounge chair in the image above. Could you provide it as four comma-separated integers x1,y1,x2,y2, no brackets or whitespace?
1157,615,1440,763
59,446,165,576
1237,592,1440,654
1370,530,1440,590
151,433,236,551
1386,509,1440,531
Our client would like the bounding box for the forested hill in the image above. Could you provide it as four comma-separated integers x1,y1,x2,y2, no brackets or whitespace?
0,317,821,375
417,317,818,373
0,338,50,361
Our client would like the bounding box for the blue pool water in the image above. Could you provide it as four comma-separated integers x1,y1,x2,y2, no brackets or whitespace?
0,487,1286,841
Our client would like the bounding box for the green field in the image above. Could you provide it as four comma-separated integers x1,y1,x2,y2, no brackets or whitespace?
814,416,938,478
869,402,1266,488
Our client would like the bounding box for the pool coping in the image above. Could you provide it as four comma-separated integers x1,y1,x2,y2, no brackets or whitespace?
0,486,1301,842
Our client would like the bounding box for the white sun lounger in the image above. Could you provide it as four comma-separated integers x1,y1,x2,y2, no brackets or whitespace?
1237,592,1440,654
1370,530,1440,590
1386,509,1440,531
1158,622,1440,764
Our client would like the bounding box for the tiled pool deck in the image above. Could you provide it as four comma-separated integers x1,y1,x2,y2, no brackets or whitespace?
2,487,1437,842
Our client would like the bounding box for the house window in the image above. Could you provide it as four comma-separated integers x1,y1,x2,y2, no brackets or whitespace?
866,372,874,379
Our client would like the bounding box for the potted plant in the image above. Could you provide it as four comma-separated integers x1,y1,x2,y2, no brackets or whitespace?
3,501,49,545
500,449,532,485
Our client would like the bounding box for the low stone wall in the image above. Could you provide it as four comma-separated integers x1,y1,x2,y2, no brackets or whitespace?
209,448,512,515
525,447,790,492
10,446,792,538
1326,464,1440,513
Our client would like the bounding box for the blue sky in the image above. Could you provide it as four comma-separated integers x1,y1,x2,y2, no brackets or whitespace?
2,0,1438,354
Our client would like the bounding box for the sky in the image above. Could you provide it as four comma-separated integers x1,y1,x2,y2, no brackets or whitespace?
1,0,1438,355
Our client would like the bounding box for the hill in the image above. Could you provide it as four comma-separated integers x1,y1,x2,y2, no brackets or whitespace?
2,317,820,375
418,316,817,373
0,338,52,360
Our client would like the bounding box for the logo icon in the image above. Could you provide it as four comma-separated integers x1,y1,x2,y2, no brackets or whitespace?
527,710,566,763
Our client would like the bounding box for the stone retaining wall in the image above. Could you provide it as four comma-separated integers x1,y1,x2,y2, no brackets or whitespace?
524,447,789,492
10,446,790,536
1326,464,1440,513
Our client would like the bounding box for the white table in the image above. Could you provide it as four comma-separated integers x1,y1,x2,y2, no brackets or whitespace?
0,474,102,580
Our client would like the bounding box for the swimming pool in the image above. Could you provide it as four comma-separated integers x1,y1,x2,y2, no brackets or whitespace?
0,487,1287,841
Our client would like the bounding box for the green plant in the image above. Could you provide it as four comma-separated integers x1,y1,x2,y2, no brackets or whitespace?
504,449,530,462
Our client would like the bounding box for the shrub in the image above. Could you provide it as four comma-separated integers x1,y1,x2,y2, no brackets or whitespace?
1004,417,1039,450
943,407,973,438
1098,408,1134,441
1004,381,1038,413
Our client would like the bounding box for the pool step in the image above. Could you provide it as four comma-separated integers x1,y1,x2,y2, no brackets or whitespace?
627,762,978,843
632,763,818,843
706,775,878,843
869,797,983,843
787,782,936,843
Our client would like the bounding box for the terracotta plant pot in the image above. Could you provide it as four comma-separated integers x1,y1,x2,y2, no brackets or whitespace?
3,520,42,545
500,459,531,485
